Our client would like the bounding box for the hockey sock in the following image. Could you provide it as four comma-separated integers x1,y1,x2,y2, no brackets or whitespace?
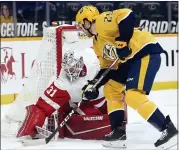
147,108,167,132
109,110,125,130
126,90,167,132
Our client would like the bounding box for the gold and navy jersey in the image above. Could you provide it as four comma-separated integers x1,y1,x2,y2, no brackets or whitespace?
93,8,162,69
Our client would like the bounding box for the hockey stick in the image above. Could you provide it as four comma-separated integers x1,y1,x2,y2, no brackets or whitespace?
45,101,82,143
93,58,119,88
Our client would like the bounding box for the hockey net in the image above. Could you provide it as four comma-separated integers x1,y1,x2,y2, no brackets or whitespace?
1,25,93,137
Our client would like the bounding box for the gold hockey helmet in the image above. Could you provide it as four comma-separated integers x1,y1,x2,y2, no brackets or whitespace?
76,5,99,26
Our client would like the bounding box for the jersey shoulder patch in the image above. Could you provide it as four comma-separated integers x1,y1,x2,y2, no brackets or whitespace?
103,44,118,61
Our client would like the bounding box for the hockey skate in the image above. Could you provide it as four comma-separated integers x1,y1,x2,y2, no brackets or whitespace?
102,127,127,148
154,115,178,149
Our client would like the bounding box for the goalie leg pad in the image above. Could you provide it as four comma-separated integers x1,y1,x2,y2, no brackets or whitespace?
59,114,111,140
88,97,107,114
16,105,46,138
78,102,103,115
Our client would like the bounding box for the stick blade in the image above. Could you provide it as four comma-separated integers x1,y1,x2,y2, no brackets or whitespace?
21,139,47,147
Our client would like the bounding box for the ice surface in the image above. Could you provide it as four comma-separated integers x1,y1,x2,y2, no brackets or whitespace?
1,90,178,150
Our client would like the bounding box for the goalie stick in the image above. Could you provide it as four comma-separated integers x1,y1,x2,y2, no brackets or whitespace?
45,101,82,144
21,58,119,146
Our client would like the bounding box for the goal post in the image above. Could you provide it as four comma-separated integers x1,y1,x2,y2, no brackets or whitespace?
1,25,93,137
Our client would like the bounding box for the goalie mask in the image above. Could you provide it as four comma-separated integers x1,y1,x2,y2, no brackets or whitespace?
62,51,87,82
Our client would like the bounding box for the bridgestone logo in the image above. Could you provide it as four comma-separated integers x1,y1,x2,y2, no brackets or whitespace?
139,20,178,33
83,116,103,121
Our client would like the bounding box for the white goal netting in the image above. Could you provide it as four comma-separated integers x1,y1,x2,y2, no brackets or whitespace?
1,25,93,137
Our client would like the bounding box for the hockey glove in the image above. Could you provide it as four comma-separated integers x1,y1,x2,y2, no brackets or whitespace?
115,40,132,60
82,79,99,101
116,46,132,60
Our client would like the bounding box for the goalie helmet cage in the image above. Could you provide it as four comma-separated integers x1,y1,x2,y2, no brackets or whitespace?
1,25,93,137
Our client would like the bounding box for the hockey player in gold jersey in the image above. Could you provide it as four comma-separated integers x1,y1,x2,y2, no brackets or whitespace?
76,6,178,148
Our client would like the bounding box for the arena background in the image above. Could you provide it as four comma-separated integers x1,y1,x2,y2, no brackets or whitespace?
0,1,178,104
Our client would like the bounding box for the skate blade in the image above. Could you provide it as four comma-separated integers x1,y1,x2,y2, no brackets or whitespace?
102,140,127,148
157,134,178,150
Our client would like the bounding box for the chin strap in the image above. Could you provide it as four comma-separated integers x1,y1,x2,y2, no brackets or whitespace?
82,21,94,37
